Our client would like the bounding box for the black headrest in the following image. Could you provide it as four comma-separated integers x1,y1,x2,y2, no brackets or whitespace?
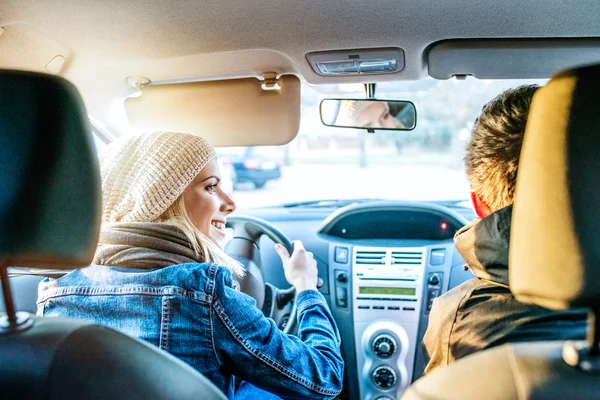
510,64,600,310
0,70,100,269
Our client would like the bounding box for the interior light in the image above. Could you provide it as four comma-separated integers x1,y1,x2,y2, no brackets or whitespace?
316,58,398,75
358,59,397,73
317,60,358,75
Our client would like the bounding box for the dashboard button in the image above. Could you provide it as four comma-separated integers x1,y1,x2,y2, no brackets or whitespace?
336,271,348,283
336,287,348,308
373,334,397,358
428,274,440,286
430,249,446,265
372,366,397,389
358,305,370,309
334,247,349,264
373,306,384,310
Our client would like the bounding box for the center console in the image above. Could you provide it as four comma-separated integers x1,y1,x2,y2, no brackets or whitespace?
329,241,453,399
353,246,431,399
317,202,471,399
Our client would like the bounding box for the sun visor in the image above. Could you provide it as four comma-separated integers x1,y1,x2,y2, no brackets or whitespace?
0,23,72,75
124,75,301,147
428,39,600,80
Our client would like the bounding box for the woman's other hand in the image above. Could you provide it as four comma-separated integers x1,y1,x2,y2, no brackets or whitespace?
274,241,318,293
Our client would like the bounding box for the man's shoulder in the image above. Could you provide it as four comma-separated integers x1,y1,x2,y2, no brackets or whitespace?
436,278,483,309
437,277,514,327
428,278,507,343
426,279,484,341
422,278,483,373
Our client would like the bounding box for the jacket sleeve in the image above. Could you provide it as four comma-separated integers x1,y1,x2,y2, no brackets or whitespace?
210,267,344,400
422,279,476,375
422,296,450,375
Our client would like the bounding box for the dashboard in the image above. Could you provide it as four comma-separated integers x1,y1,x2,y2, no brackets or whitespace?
241,200,474,400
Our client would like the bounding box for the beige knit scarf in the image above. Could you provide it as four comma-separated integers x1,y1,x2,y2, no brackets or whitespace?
93,222,205,269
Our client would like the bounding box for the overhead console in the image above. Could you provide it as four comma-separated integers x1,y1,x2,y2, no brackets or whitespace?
318,202,470,399
428,38,600,80
306,47,405,76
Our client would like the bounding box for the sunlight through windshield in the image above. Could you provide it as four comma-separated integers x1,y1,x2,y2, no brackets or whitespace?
216,78,545,208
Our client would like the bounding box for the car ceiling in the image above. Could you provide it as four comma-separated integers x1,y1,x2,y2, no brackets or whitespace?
3,0,600,85
3,0,600,141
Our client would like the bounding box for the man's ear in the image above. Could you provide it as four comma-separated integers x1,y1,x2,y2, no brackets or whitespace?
470,192,493,219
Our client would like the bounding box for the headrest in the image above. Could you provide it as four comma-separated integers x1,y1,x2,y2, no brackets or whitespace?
0,70,100,269
510,64,600,310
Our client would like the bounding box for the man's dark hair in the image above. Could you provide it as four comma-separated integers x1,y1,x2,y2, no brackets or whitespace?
465,84,540,212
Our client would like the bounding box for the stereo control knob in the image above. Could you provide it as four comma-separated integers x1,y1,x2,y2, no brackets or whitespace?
372,366,397,389
373,334,397,358
428,274,440,286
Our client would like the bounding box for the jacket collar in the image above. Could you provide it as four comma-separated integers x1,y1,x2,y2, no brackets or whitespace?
454,205,513,286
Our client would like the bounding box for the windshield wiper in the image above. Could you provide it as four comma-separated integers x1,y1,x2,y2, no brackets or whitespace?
282,198,382,208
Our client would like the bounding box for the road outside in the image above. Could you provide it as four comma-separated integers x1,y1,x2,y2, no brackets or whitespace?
222,77,548,210
231,163,469,209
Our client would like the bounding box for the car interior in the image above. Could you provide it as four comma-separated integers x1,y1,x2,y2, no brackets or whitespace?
0,71,227,400
402,63,600,400
2,1,600,399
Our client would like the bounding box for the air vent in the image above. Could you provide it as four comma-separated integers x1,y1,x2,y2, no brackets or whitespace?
391,251,423,267
356,250,386,265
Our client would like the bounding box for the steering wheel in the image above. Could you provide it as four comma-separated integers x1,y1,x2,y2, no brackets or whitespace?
225,215,301,335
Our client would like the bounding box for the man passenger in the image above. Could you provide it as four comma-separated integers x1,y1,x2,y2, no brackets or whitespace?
422,85,588,374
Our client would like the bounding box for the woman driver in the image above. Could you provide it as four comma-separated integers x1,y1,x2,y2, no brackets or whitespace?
37,131,344,399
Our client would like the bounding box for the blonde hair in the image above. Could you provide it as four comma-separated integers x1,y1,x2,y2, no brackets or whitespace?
157,195,245,278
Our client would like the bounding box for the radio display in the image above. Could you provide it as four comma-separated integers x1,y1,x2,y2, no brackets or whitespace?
359,286,416,296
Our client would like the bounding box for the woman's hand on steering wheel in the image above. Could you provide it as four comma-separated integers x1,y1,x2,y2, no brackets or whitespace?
225,215,323,334
274,241,318,293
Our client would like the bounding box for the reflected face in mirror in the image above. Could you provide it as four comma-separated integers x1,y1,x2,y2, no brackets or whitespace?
355,102,402,129
321,99,416,130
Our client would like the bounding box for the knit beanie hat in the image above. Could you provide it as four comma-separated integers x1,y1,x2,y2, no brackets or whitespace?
334,100,372,127
98,131,217,223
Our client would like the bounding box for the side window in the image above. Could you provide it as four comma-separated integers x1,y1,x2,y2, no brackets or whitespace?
92,133,107,153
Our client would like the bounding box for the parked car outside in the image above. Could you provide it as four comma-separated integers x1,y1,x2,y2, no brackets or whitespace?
220,147,282,189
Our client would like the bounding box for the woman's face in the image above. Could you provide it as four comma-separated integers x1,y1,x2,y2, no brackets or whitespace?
355,102,401,129
181,159,236,249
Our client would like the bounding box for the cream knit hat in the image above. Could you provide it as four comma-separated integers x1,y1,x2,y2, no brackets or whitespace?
98,131,216,223
334,100,372,127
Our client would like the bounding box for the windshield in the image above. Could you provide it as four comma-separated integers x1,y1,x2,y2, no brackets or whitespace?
218,78,545,208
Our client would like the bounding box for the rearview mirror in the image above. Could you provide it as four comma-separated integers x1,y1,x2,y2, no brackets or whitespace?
320,99,416,131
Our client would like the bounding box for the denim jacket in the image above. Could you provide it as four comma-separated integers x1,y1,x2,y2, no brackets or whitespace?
37,263,344,399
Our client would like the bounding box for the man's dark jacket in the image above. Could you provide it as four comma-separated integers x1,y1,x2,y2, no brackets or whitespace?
422,205,588,374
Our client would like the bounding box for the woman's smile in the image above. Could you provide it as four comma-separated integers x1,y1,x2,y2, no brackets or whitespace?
210,219,227,242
